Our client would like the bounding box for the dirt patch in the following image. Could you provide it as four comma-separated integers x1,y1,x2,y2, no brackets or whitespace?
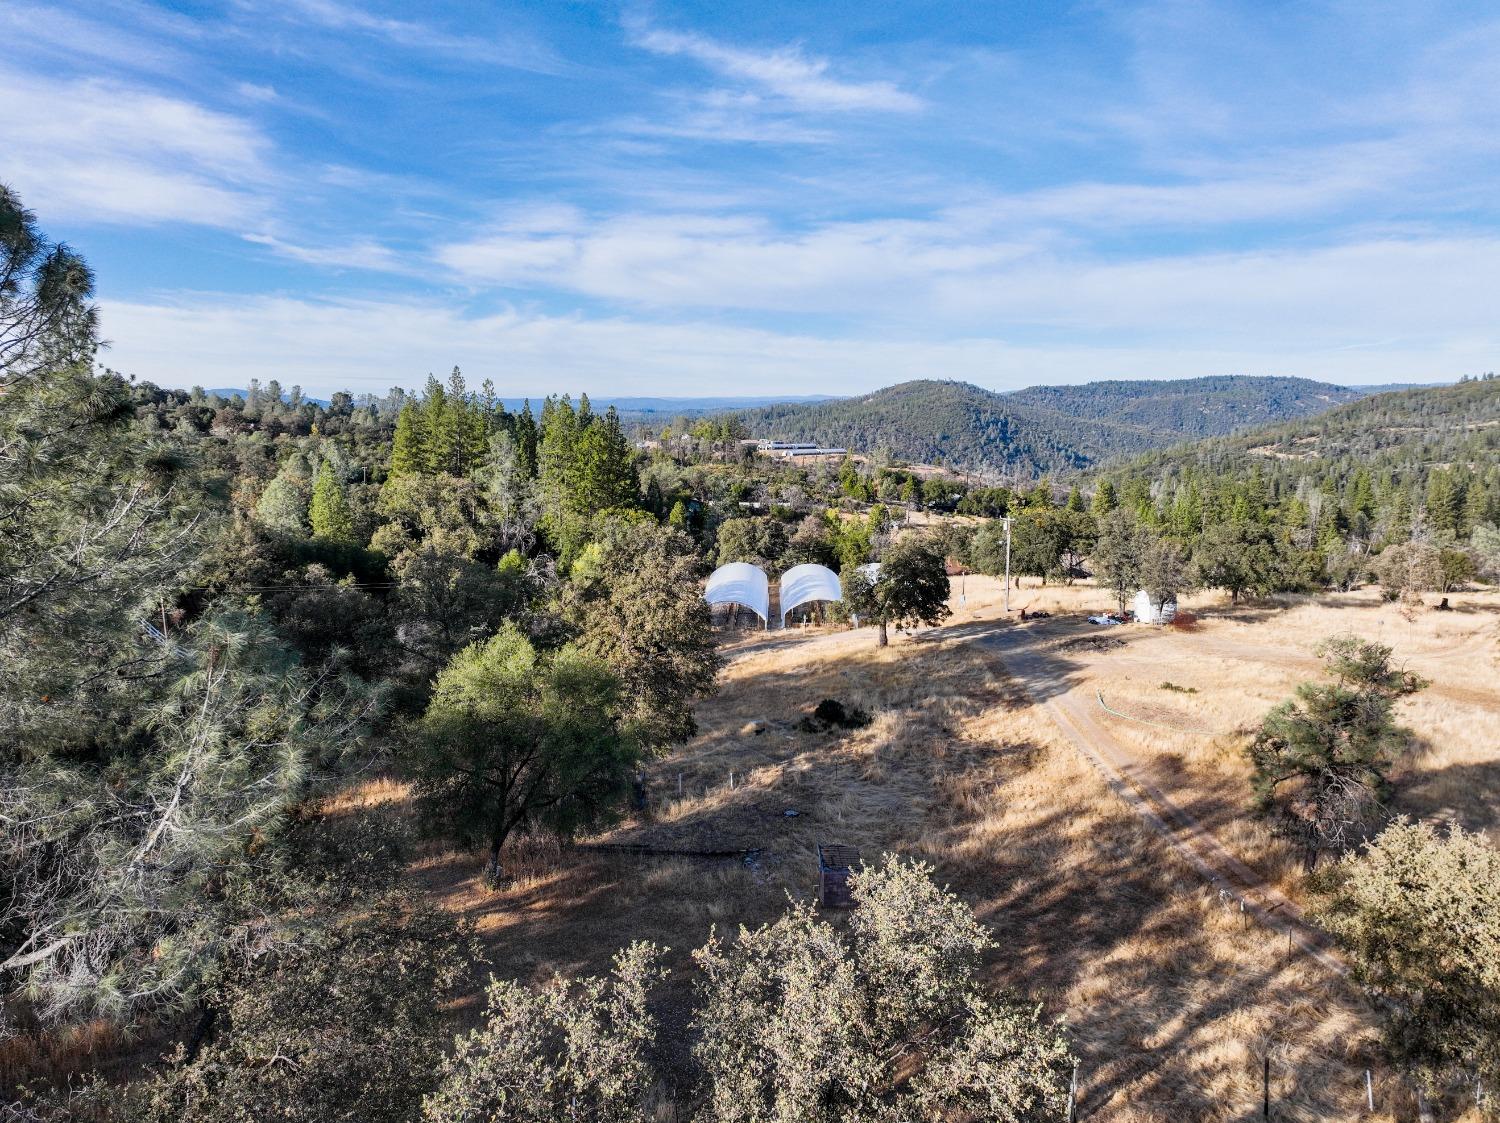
1060,634,1128,653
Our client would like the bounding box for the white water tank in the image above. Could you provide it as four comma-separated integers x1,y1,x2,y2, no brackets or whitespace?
1133,589,1178,625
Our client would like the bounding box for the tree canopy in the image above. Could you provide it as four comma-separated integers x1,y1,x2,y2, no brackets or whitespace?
403,625,639,881
844,534,951,646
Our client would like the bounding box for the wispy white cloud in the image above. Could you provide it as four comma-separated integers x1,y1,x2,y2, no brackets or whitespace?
434,207,1500,362
242,233,403,272
952,143,1409,231
433,209,1035,313
0,2,195,76
0,67,272,226
632,25,922,113
612,91,832,145
264,0,566,73
236,81,278,102
928,236,1500,348
97,290,1476,399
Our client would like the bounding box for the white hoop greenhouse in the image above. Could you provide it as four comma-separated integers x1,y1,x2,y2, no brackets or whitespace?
779,563,842,627
704,562,771,627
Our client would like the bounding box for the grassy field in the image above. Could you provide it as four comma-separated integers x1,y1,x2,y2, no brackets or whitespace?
414,577,1500,1121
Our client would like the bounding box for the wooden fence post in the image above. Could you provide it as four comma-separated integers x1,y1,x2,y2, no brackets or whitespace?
1065,1062,1079,1122
1365,1069,1374,1113
1263,1055,1270,1119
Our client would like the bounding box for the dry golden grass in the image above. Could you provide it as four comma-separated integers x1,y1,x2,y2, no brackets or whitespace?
19,576,1492,1119
415,579,1500,1121
0,1017,130,1097
1017,584,1500,899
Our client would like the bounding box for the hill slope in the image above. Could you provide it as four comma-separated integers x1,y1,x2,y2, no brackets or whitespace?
1123,375,1500,475
737,376,1370,476
1005,376,1364,441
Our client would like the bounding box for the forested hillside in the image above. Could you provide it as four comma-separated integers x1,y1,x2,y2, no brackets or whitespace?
1105,376,1500,508
1078,376,1500,597
735,377,1371,476
738,381,1106,476
1189,376,1498,465
1005,375,1364,440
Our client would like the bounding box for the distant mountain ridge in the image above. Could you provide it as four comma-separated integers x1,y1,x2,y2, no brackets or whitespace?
200,388,829,415
206,387,332,407
735,376,1374,477
499,394,834,415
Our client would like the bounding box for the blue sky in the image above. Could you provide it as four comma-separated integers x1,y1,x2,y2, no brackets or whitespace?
5,1,1499,397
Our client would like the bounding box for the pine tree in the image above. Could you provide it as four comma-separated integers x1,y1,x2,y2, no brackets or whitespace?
1426,470,1462,535
537,395,581,557
1090,480,1118,517
514,401,539,478
537,398,638,563
577,406,637,513
390,403,427,478
436,366,487,476
1124,477,1155,524
1065,485,1086,513
1248,635,1425,864
309,460,357,545
1170,479,1204,537
1,183,97,374
421,375,453,476
1463,475,1489,536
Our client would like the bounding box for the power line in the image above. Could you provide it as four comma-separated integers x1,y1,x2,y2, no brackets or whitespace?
177,581,402,593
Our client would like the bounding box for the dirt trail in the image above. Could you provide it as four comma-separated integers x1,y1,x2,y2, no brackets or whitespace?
723,616,1350,976
978,624,1349,977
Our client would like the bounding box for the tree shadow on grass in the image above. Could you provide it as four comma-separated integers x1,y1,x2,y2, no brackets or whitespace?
417,619,1390,1121
1392,757,1500,837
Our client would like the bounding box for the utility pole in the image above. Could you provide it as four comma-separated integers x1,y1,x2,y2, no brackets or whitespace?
1003,516,1012,613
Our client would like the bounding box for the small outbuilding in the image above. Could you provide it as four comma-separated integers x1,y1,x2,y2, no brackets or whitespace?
1133,588,1178,625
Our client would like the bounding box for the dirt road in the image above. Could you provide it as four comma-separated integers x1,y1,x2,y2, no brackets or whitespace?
976,622,1348,976
726,614,1349,974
